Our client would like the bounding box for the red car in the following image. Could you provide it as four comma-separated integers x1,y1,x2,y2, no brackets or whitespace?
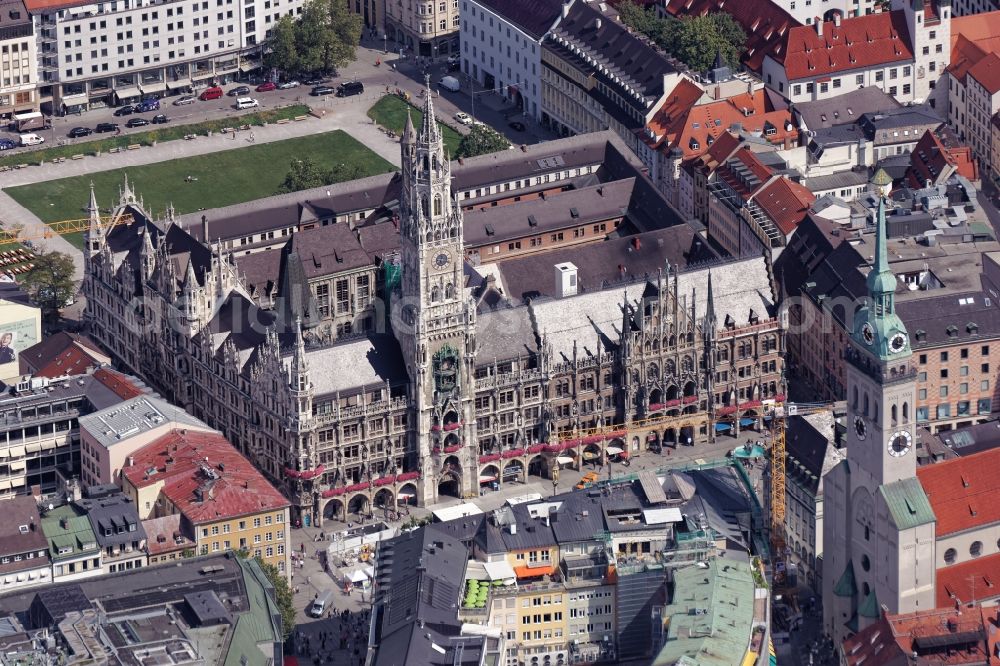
256,81,277,92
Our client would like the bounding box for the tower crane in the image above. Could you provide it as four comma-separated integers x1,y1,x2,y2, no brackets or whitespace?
767,401,833,583
0,213,133,245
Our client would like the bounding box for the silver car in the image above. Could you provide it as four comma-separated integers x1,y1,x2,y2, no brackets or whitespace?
278,80,300,89
173,95,196,105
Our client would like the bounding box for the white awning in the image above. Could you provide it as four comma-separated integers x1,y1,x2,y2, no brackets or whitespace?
642,507,683,525
25,443,41,453
397,493,414,500
40,440,57,451
9,446,24,458
61,93,88,105
10,461,25,471
0,448,8,459
479,475,496,483
140,80,167,93
432,502,483,523
556,456,574,465
115,86,141,99
606,446,624,455
166,79,192,89
0,480,10,490
239,62,258,72
483,560,516,582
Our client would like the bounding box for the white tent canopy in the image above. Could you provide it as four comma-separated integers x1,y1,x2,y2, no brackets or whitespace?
432,502,483,523
606,446,624,455
343,564,374,583
483,560,517,582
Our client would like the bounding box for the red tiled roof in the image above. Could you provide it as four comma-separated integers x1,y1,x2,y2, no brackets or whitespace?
843,605,999,666
773,12,915,81
690,130,744,176
645,85,797,161
142,514,191,556
122,429,288,524
19,332,107,378
936,551,1000,608
752,177,815,235
906,128,979,189
664,0,800,72
948,13,1000,84
717,147,774,198
93,367,145,400
968,52,1000,95
917,447,1000,537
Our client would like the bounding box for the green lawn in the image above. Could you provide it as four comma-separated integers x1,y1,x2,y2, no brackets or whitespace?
0,105,312,169
367,95,462,155
6,130,396,249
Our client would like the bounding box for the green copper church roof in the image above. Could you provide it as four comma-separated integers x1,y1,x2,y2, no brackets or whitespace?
879,477,936,530
834,560,857,597
858,590,881,618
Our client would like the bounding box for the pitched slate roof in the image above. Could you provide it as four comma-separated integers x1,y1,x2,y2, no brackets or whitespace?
794,88,901,130
773,12,915,81
917,447,1000,536
19,332,108,378
473,0,563,39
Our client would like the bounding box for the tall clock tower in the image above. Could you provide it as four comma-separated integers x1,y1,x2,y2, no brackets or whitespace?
822,173,935,643
394,77,478,504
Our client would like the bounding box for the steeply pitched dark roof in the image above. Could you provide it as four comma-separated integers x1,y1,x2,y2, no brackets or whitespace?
276,247,320,330
474,0,563,39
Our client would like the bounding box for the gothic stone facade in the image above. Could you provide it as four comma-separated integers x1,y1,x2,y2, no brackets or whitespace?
84,89,786,525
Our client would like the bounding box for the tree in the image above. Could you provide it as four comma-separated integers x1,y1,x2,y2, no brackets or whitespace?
456,125,511,159
616,1,746,72
248,556,296,641
267,0,362,76
276,158,331,194
265,16,298,75
19,250,75,320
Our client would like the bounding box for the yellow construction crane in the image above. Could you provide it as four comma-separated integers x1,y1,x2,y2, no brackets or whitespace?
0,213,134,245
768,401,831,581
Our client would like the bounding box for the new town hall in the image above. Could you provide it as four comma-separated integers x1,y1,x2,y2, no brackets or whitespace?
82,87,785,525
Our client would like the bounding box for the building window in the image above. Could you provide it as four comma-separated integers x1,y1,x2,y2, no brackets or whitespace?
944,548,957,564
971,541,983,557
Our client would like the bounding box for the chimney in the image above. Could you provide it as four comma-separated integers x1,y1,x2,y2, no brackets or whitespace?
632,237,642,250
128,455,135,467
816,18,823,36
833,12,841,26
595,17,602,29
554,262,578,298
508,522,517,535
562,0,571,17
201,215,208,241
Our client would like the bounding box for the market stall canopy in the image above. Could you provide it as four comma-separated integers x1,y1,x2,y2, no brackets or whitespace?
483,560,517,583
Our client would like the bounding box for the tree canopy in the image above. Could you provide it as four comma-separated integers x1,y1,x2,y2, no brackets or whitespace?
455,125,511,159
265,0,362,76
275,157,364,194
616,1,746,72
19,250,75,320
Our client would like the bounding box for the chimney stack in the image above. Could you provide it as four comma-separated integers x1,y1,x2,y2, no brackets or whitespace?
816,18,823,35
201,215,209,242
833,12,841,26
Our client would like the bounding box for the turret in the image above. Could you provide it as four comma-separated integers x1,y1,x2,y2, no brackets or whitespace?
139,225,156,282
85,183,104,258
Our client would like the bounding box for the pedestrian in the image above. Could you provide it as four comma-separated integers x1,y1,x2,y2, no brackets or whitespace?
232,131,236,141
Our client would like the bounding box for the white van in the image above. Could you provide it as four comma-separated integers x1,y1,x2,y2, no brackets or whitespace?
235,97,259,110
19,133,44,146
438,76,461,92
309,589,335,617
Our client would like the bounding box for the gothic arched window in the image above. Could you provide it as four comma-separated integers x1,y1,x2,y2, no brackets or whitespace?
432,154,439,171
445,283,455,299
433,195,442,216
421,196,429,217
431,286,440,302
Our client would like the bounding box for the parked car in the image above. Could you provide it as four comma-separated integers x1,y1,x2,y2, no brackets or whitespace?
126,117,149,127
199,87,224,101
335,81,364,97
234,97,259,110
137,98,160,112
113,105,136,116
0,138,16,150
152,114,169,124
173,95,196,105
227,85,251,97
575,472,600,490
278,80,300,89
447,60,461,72
508,121,526,132
304,76,327,86
310,86,335,96
256,81,276,92
68,126,93,138
438,76,461,92
18,133,43,146
95,122,119,133
454,112,472,126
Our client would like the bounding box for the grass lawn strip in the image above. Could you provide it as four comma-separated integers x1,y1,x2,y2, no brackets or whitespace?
366,95,462,155
0,104,311,168
5,130,396,250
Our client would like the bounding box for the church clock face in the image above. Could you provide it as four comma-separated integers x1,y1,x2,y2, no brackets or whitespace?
861,322,875,346
888,430,912,457
889,332,908,353
434,252,450,268
854,416,867,441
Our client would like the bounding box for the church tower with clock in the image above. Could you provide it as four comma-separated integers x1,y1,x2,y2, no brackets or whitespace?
393,77,478,503
821,173,936,643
